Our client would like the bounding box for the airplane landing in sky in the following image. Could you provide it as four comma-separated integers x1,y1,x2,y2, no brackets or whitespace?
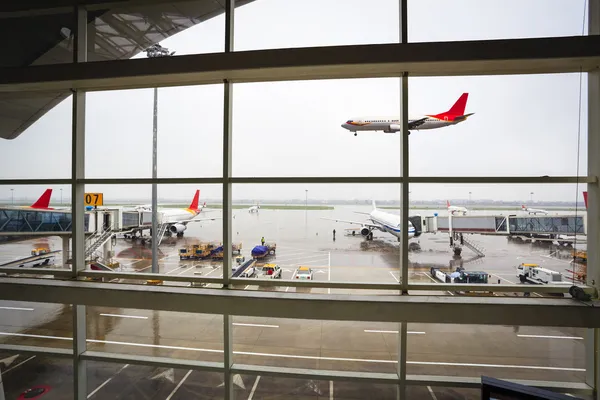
341,93,474,136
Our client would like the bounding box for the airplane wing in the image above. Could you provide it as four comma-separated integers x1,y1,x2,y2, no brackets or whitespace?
408,118,428,130
320,217,384,232
164,216,222,225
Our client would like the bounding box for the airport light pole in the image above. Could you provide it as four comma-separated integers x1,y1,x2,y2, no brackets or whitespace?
305,190,308,209
469,191,472,204
60,188,63,205
10,189,13,205
145,44,176,274
530,192,534,203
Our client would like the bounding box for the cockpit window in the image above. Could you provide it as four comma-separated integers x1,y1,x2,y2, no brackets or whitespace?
346,120,353,123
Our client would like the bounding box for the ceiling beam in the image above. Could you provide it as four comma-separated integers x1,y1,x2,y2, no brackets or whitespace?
0,35,599,93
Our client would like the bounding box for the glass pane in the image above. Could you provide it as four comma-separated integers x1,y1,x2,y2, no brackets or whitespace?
408,324,586,384
408,74,587,177
0,353,73,399
235,0,399,51
81,184,222,283
233,316,399,373
0,93,72,178
87,361,223,399
409,0,588,42
234,374,397,399
0,301,72,350
232,183,403,292
233,78,401,178
87,0,225,63
406,183,588,292
87,307,223,363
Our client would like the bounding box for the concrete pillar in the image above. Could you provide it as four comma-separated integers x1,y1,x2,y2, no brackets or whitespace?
102,238,111,263
62,236,70,268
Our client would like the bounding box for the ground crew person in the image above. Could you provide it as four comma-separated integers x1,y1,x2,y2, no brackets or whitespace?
261,236,265,246
333,229,336,241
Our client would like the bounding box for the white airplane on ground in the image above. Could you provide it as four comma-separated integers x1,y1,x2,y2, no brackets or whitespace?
341,93,474,136
521,204,548,215
447,200,468,216
134,190,219,237
248,204,260,213
322,201,418,241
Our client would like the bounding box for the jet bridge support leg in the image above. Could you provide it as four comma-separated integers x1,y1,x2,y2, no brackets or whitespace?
62,236,70,268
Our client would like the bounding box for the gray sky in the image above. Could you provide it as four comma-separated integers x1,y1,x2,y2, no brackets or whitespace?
0,0,589,203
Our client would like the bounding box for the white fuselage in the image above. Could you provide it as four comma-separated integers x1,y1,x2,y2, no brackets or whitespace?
159,208,198,224
342,116,458,133
523,207,548,215
369,209,416,238
448,206,468,216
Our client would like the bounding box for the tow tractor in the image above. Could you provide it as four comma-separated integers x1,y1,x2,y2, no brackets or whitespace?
431,266,489,284
251,243,277,259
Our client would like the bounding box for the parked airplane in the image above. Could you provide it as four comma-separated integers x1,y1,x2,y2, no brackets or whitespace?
447,200,468,216
341,93,473,136
248,204,260,213
134,190,219,237
0,189,54,211
521,204,548,215
322,201,418,241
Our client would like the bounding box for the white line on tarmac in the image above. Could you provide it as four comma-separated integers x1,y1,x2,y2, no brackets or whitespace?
177,265,197,276
233,323,279,328
88,364,129,398
248,375,261,400
517,334,583,340
165,265,187,274
285,271,297,292
427,386,439,400
1,356,36,375
490,273,543,297
274,254,328,264
388,271,399,283
277,245,328,254
166,369,193,400
364,330,426,335
0,306,34,311
0,332,584,372
100,313,148,320
419,272,454,296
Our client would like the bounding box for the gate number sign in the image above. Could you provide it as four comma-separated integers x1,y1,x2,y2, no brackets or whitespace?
84,193,103,207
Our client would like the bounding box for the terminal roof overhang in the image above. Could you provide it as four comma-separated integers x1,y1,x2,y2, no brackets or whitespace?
0,0,254,140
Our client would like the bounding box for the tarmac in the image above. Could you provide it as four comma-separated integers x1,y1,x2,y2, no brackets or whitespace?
0,207,591,399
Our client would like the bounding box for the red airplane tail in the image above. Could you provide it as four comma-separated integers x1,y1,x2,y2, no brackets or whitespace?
31,189,52,209
435,93,469,120
583,191,588,209
446,200,450,208
188,190,200,211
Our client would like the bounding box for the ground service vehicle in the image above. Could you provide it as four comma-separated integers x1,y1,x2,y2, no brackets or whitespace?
258,263,282,279
431,267,488,284
516,263,563,284
295,266,314,280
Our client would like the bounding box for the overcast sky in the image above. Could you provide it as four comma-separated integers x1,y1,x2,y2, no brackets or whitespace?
0,0,589,203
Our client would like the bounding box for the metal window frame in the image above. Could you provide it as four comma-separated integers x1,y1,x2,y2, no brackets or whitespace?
1,1,599,399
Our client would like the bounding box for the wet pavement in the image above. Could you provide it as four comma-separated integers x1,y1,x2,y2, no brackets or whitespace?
0,207,591,399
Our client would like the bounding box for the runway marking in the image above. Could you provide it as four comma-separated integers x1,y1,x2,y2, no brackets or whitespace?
275,254,329,264
233,323,279,328
364,330,426,335
329,380,333,400
165,265,187,274
166,369,193,400
285,271,297,292
0,306,34,311
87,364,129,398
427,386,439,400
177,265,197,276
0,332,584,372
100,313,148,320
490,273,515,284
248,375,261,400
277,245,328,254
517,334,583,340
419,272,454,296
1,355,36,375
388,271,399,283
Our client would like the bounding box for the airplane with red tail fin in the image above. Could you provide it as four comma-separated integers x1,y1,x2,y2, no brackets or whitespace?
342,93,474,136
1,189,54,210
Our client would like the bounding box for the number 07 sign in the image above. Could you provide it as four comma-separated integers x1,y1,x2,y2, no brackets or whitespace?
84,193,103,207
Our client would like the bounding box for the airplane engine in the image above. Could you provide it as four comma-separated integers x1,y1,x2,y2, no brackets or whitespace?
360,227,371,237
387,124,401,132
169,224,186,234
